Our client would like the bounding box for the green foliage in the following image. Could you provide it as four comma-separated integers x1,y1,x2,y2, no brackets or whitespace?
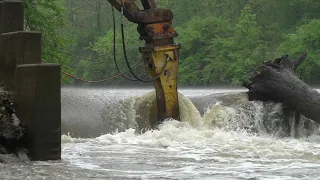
24,0,72,83
279,19,320,83
25,0,65,62
28,0,320,86
178,5,263,85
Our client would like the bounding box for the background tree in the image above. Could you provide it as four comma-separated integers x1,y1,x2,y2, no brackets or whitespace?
26,0,320,86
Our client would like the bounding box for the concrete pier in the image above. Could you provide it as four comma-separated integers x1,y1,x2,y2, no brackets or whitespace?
0,0,61,161
15,64,61,160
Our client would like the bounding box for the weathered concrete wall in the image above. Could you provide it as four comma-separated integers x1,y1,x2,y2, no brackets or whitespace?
0,0,24,87
15,64,61,161
0,0,61,161
0,32,42,91
0,0,24,34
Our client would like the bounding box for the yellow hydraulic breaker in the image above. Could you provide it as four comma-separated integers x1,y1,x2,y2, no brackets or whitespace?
107,0,180,124
140,44,180,124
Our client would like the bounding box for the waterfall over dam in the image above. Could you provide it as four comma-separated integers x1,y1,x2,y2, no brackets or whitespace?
61,88,319,138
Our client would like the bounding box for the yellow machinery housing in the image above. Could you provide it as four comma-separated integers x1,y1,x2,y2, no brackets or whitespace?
108,0,180,125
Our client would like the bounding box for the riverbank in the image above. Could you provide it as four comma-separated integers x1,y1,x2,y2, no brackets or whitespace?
0,83,26,158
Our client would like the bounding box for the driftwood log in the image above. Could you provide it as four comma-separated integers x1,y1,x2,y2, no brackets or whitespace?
0,83,26,155
243,53,320,124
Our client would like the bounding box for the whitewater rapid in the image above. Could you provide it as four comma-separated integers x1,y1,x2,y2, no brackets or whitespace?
1,88,320,179
61,121,320,179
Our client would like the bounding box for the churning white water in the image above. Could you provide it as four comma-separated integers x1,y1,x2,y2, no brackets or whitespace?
1,88,320,180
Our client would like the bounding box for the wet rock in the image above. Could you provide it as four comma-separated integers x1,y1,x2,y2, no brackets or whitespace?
0,144,9,154
0,82,26,155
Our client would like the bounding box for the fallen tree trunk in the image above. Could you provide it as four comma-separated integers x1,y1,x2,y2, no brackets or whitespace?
243,53,320,124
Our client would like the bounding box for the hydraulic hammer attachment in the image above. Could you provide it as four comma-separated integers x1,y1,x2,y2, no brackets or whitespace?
107,0,180,124
140,44,180,124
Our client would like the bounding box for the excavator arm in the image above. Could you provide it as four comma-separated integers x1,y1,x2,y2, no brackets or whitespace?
107,0,180,126
107,0,140,23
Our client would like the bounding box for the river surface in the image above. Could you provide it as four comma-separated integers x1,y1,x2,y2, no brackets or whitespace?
1,88,320,180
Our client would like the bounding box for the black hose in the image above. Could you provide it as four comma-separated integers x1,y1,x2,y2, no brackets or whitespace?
112,7,137,81
119,1,169,83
